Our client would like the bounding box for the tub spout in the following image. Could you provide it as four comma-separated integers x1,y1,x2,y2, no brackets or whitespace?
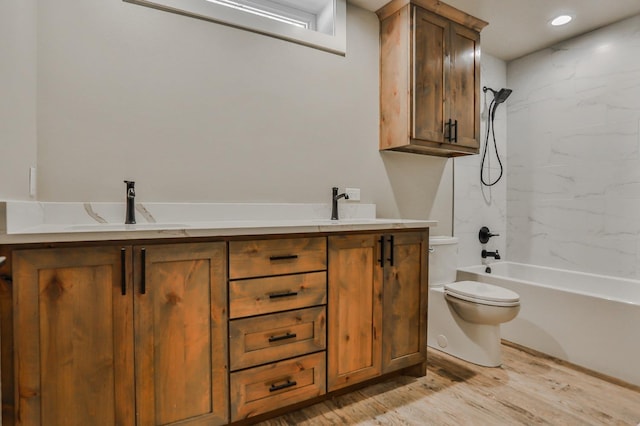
482,249,500,260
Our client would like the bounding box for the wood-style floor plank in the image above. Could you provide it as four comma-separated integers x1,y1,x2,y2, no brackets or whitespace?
256,343,640,425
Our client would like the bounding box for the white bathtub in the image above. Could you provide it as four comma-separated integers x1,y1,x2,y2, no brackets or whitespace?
457,262,640,387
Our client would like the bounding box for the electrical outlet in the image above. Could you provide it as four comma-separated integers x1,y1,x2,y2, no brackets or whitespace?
345,188,360,201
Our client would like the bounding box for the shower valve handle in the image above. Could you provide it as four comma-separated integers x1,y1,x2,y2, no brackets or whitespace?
479,226,500,244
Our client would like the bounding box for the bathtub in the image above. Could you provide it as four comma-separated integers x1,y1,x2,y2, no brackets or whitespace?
457,262,640,387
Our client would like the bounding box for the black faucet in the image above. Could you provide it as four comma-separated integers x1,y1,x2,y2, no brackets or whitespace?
331,187,349,220
482,249,501,260
124,180,136,224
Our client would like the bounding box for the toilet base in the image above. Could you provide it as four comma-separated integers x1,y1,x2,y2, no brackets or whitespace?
427,287,503,367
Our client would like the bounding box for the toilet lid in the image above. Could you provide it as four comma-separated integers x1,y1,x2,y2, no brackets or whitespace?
445,281,520,304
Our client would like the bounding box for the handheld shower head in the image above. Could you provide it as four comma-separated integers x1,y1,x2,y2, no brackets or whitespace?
494,88,512,104
483,86,512,104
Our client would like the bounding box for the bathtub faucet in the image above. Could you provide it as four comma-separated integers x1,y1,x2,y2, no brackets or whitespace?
482,249,501,260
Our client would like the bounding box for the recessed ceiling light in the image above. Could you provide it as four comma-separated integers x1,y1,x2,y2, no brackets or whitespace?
551,15,573,26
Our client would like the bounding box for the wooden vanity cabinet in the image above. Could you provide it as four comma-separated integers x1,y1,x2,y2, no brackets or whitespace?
327,230,428,392
9,242,228,426
3,229,429,425
378,0,487,157
327,234,383,391
134,243,228,426
227,237,327,422
12,246,135,426
381,231,429,373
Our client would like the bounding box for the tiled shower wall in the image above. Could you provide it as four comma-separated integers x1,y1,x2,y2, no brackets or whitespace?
507,14,640,279
454,53,508,266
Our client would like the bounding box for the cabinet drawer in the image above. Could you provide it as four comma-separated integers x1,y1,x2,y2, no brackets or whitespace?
229,306,326,371
229,272,327,319
229,237,326,279
230,352,326,421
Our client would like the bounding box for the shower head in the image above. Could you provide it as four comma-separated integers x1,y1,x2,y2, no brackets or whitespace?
494,88,512,104
483,86,512,104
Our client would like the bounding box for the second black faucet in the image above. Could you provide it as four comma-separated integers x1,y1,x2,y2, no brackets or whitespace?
331,187,349,220
124,180,136,224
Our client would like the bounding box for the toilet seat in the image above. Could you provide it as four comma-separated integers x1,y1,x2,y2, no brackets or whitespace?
445,281,520,307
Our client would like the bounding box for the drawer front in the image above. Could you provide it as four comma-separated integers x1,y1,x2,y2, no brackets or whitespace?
229,306,326,370
229,237,326,279
230,352,326,421
229,272,327,319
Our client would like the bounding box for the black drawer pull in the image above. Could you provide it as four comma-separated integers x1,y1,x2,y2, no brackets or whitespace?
268,332,297,343
269,291,299,299
269,380,297,392
269,254,299,261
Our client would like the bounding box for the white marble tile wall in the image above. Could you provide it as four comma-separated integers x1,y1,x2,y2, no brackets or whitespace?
507,14,640,279
454,54,508,266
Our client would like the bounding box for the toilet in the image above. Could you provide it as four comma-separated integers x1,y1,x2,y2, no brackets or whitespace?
427,236,520,367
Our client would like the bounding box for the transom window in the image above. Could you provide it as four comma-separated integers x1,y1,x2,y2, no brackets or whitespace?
125,0,346,55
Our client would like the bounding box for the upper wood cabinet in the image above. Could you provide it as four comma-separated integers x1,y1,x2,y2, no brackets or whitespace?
378,0,487,157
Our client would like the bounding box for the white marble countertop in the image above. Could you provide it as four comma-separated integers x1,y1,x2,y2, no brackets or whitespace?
0,202,436,244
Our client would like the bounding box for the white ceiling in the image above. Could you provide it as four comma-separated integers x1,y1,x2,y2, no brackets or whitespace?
349,0,640,61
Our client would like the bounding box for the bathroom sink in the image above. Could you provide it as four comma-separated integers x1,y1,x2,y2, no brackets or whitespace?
66,223,189,231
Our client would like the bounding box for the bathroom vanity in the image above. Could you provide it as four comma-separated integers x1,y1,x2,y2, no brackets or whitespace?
0,202,433,425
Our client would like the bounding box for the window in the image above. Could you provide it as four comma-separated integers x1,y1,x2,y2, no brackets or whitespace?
125,0,346,55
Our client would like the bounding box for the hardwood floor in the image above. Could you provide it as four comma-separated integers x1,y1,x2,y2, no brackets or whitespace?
257,343,640,425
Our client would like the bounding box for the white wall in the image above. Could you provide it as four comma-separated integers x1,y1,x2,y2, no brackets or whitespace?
0,0,38,200
454,53,508,266
507,14,640,279
1,1,452,232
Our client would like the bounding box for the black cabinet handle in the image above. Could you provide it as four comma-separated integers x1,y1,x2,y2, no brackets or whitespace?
445,119,458,143
269,254,299,261
387,235,395,267
378,236,385,267
452,119,458,143
268,332,297,343
269,380,297,392
269,291,298,299
121,248,127,296
140,248,146,295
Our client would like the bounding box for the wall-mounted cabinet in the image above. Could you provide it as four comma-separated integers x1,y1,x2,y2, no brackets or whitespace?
378,0,487,157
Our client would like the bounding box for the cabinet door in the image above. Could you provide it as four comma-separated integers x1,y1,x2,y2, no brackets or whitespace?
413,7,448,143
13,246,135,426
327,234,383,392
382,231,429,374
449,22,481,149
134,243,228,426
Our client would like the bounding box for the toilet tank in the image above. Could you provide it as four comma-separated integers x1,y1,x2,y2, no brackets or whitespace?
429,236,459,286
